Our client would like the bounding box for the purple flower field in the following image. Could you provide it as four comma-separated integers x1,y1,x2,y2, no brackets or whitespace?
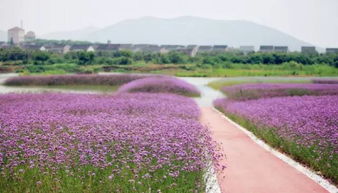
312,79,338,84
215,95,338,152
221,83,338,100
4,74,148,86
117,76,201,96
0,93,220,192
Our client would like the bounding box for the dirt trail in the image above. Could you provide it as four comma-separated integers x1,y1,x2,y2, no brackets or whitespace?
200,107,329,193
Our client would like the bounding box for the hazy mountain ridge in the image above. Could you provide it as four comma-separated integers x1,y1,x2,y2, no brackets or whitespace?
42,16,312,50
40,27,99,41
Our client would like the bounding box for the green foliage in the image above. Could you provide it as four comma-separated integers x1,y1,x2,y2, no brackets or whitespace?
0,165,205,193
1,47,338,76
208,78,311,90
31,51,51,65
19,63,78,74
0,47,28,62
77,51,95,65
32,39,92,46
167,52,188,64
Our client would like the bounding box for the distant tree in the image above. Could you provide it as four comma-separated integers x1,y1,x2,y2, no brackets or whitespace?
117,57,133,65
261,54,275,64
32,51,50,64
333,55,338,68
77,51,95,65
168,52,187,64
247,54,263,64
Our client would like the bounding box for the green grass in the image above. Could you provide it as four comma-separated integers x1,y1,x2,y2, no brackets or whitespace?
174,63,338,77
36,85,118,92
0,164,205,193
208,78,311,90
17,63,338,78
5,85,119,93
217,109,338,185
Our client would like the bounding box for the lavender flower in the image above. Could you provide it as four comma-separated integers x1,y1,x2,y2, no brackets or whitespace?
0,93,220,180
117,76,201,96
312,79,338,84
221,83,338,100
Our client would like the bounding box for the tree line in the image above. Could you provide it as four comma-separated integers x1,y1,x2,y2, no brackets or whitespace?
0,47,338,68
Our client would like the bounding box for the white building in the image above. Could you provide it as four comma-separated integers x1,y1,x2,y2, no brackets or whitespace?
24,31,36,42
8,27,25,45
240,46,255,54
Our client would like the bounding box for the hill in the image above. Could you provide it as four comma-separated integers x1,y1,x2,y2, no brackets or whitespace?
43,16,313,51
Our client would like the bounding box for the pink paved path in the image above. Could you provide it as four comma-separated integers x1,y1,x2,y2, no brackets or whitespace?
200,107,329,193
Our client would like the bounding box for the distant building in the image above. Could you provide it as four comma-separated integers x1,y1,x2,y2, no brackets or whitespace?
274,46,288,53
212,45,227,53
301,46,317,54
95,44,120,52
142,45,161,53
24,31,36,42
69,45,95,52
20,44,45,51
119,44,133,51
45,45,71,54
8,27,25,45
177,47,199,57
326,48,338,54
239,46,255,54
259,45,274,53
226,47,241,53
160,45,185,52
132,44,152,52
132,44,161,52
187,45,197,49
197,45,213,53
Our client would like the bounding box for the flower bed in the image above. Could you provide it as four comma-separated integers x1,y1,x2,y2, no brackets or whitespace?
0,93,219,192
4,74,148,86
117,76,201,97
221,83,338,100
312,79,338,84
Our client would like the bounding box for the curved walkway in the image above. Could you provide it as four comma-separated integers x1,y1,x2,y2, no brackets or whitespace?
200,107,329,193
180,77,334,193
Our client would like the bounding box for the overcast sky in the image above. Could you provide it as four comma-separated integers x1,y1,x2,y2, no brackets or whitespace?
0,0,337,47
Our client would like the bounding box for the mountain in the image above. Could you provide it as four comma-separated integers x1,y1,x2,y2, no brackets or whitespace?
42,16,312,50
40,26,99,41
0,30,7,42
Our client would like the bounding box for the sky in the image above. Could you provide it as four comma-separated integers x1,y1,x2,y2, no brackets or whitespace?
0,0,337,47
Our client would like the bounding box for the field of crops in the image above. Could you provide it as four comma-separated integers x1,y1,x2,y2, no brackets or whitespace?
0,75,221,192
215,83,338,184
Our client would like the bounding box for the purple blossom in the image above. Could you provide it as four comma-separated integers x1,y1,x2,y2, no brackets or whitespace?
117,76,201,96
221,83,338,100
312,79,338,84
0,93,220,177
